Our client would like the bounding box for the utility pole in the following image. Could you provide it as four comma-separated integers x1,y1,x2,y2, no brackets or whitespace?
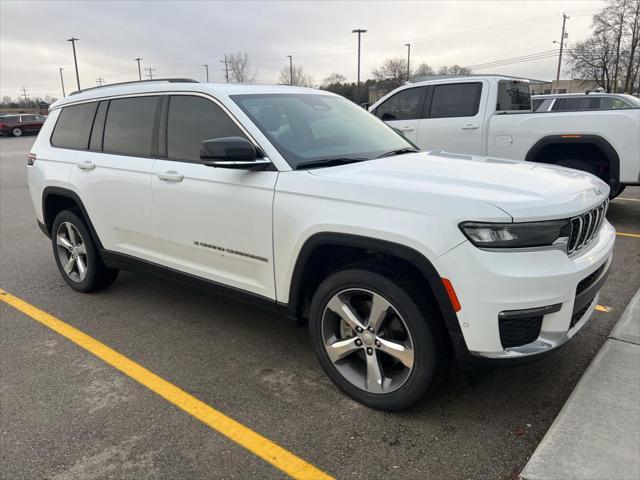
67,37,80,91
96,77,105,86
135,58,143,80
405,43,411,82
555,13,569,92
19,86,29,104
145,67,156,80
59,68,66,97
203,64,209,82
220,55,229,83
352,29,367,103
287,55,293,85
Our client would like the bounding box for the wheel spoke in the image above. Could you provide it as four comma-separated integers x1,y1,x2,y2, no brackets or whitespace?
327,295,364,331
56,234,73,251
76,256,87,278
63,257,75,274
325,337,361,363
65,223,77,245
76,242,86,255
367,293,391,333
377,337,414,369
366,351,384,393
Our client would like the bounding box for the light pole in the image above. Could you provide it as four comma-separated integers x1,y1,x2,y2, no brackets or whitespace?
287,55,293,85
203,64,209,82
352,29,367,103
59,68,66,97
405,43,411,82
135,58,143,80
555,13,569,92
67,37,80,90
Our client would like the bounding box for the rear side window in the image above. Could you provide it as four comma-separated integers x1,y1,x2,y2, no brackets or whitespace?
429,83,482,118
51,102,97,149
374,87,425,121
496,80,531,111
552,97,597,111
166,95,246,162
103,96,159,156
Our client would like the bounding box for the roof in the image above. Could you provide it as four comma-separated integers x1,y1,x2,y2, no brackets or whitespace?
52,79,329,110
533,92,631,98
408,74,545,84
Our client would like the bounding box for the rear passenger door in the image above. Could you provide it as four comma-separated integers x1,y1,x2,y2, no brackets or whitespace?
64,96,165,263
415,82,485,154
372,86,426,143
151,94,277,299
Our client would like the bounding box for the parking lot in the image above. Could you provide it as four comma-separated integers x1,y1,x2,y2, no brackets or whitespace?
1,134,639,479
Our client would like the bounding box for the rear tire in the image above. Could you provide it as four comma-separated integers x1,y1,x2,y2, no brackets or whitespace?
51,210,118,293
11,127,23,137
308,261,450,410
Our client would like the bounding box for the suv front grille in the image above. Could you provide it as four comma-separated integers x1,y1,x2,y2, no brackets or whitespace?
567,201,608,255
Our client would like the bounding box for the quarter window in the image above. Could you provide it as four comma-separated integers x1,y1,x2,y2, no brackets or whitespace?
103,96,158,156
166,95,246,162
429,83,482,118
374,87,425,121
51,102,98,149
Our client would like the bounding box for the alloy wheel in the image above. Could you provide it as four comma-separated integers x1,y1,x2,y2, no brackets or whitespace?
55,222,88,282
321,288,415,394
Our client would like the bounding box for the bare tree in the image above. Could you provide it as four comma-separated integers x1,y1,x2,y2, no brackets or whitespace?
411,63,434,80
372,57,407,88
623,0,640,92
438,64,472,75
279,64,313,87
228,51,256,83
322,73,346,86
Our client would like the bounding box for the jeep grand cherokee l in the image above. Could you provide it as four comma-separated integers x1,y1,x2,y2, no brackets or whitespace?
27,79,614,410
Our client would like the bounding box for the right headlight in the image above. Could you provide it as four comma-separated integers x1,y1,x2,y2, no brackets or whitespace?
459,220,571,249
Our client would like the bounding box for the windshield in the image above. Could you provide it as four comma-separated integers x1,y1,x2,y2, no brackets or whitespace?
231,93,414,168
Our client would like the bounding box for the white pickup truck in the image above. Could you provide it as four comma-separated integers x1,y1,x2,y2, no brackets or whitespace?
370,75,640,197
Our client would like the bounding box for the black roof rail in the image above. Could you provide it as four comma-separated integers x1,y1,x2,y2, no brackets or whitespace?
69,78,199,96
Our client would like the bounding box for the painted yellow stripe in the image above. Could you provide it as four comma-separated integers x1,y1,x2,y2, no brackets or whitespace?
615,197,640,202
616,232,640,239
595,304,611,313
0,289,333,480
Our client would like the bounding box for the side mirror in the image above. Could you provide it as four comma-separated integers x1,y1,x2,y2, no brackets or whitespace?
200,137,270,170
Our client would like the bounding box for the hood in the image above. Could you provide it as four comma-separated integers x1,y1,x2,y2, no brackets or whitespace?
309,151,609,221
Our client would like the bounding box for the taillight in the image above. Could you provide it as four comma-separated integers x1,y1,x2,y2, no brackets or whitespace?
27,153,36,166
0,122,5,128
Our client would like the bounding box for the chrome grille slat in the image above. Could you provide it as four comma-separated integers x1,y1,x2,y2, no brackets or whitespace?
567,200,607,256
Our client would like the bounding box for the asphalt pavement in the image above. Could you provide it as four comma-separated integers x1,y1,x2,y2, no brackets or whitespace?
1,134,639,480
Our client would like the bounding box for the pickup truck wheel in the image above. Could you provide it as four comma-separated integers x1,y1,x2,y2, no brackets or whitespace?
52,210,119,292
309,263,448,410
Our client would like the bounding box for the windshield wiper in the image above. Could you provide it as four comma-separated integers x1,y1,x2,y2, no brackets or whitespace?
376,147,419,159
295,157,368,170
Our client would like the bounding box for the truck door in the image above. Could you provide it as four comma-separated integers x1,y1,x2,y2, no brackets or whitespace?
371,86,426,143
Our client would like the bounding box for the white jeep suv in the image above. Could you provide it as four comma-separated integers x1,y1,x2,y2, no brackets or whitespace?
27,79,615,410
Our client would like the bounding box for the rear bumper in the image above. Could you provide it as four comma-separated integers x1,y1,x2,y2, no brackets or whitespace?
434,221,616,364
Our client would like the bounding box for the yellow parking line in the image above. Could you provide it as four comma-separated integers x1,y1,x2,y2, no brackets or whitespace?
595,304,611,313
616,232,640,238
615,197,640,202
0,289,333,480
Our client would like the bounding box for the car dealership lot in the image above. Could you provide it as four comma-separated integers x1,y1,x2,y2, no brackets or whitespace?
1,135,639,479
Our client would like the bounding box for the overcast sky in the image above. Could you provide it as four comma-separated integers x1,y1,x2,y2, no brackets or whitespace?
1,0,605,100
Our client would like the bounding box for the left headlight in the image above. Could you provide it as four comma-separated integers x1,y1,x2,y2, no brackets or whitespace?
459,220,571,249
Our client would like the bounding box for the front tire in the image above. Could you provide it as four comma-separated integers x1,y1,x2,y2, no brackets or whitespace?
51,210,118,292
309,262,449,410
11,127,23,137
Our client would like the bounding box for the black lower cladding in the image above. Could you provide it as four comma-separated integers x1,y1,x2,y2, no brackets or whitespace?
499,315,544,349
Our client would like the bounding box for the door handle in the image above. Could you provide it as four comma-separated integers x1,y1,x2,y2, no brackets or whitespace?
77,161,95,171
461,123,479,130
157,170,184,182
399,126,415,132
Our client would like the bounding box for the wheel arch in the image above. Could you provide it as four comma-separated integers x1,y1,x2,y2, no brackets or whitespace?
42,186,104,250
288,232,464,345
525,134,620,188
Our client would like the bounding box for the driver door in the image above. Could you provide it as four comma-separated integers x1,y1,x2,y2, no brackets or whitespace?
151,94,277,299
372,86,426,143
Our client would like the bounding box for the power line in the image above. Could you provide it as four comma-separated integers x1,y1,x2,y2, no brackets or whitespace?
144,67,156,80
96,77,105,86
220,55,229,83
19,86,29,103
466,49,560,69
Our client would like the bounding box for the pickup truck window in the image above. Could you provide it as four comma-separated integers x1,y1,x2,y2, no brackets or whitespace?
429,83,482,118
496,80,531,111
232,93,413,169
373,87,425,121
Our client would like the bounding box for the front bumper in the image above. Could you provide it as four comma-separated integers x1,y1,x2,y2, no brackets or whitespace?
434,220,616,363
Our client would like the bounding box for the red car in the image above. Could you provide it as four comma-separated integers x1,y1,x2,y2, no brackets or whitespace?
0,114,46,137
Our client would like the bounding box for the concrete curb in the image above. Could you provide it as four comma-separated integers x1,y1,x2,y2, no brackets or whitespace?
520,288,640,480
